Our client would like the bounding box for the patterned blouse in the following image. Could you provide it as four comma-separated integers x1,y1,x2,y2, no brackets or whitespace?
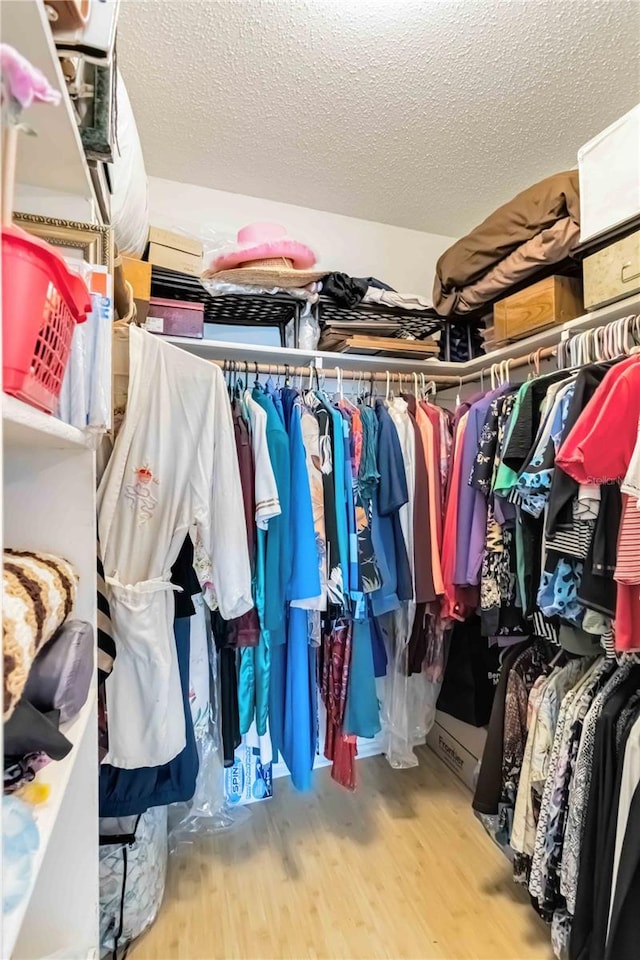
559,662,634,914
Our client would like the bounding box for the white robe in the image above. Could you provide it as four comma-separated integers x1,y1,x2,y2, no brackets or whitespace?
98,327,252,769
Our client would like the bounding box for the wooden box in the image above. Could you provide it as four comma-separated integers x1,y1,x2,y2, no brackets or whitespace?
145,226,203,277
493,275,583,345
583,229,640,310
145,297,204,339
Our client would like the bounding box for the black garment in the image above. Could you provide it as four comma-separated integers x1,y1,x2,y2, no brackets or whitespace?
322,273,368,307
439,319,484,362
470,395,505,495
437,615,500,728
171,535,201,619
606,778,640,960
570,667,640,960
375,399,412,604
210,611,242,768
322,272,395,308
4,701,72,762
500,371,569,617
362,276,395,292
502,371,569,475
521,511,545,619
314,405,343,609
472,640,530,816
546,365,609,535
578,483,622,617
407,603,428,676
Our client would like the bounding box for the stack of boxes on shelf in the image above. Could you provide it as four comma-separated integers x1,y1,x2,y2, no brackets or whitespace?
122,226,205,337
578,105,640,312
491,104,640,348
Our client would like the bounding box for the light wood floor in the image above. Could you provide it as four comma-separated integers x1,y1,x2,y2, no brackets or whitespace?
132,746,551,960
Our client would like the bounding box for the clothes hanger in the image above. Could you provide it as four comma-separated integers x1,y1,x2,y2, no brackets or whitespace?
385,370,391,402
548,648,566,670
505,358,514,383
620,316,632,355
235,360,245,400
624,315,636,352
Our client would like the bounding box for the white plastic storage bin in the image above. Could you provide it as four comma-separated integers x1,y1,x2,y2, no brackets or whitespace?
578,104,640,243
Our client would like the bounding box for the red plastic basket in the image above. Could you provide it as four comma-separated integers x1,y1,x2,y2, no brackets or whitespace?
2,225,91,414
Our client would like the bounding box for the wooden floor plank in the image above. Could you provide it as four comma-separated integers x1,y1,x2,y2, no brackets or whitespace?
132,747,551,960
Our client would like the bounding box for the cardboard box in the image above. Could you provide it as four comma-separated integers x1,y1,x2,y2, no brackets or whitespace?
122,255,151,302
145,226,203,277
583,228,640,310
426,719,481,792
224,744,273,805
145,297,204,339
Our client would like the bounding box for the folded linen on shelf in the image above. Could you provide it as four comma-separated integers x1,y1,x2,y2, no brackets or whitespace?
433,170,580,316
454,217,580,315
362,286,433,311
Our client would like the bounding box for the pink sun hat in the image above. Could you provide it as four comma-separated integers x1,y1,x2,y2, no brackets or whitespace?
202,222,327,288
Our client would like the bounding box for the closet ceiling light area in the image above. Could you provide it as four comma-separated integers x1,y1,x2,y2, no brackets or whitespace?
118,0,640,234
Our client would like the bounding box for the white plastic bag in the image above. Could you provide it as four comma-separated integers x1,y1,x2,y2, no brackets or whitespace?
99,805,168,958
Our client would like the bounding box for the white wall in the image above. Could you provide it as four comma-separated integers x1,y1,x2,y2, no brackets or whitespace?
148,176,456,297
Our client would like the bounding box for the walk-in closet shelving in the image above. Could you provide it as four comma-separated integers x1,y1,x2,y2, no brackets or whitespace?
2,397,99,959
2,0,97,210
164,289,640,385
2,2,103,953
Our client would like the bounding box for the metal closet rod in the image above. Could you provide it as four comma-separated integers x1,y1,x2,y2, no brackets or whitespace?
209,358,458,385
456,344,558,385
209,346,559,389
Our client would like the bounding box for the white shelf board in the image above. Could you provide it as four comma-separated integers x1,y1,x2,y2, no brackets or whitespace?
163,292,640,382
2,689,97,959
2,0,95,203
163,335,446,373
2,395,92,450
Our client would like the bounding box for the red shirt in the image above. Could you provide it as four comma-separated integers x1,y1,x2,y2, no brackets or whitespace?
556,358,640,485
556,357,640,652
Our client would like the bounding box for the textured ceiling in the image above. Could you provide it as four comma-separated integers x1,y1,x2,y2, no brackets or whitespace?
118,0,640,236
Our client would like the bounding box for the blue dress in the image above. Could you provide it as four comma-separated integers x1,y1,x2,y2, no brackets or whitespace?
272,392,321,789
